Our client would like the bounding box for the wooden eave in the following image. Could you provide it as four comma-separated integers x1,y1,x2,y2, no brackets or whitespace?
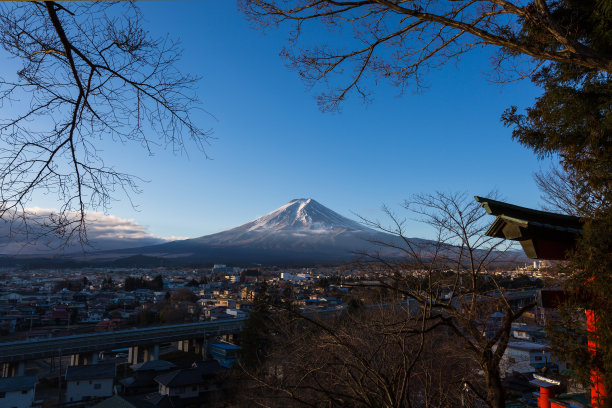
475,196,583,260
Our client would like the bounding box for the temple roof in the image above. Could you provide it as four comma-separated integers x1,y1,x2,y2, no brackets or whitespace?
474,196,583,260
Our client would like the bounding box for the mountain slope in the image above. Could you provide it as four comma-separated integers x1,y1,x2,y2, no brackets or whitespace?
106,198,402,264
190,198,378,247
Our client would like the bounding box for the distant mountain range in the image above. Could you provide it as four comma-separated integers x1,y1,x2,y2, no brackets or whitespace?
0,198,525,267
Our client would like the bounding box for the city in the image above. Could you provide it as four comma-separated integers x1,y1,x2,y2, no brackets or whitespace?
0,259,571,407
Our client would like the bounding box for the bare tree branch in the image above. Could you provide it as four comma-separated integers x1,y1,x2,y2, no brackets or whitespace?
0,1,210,250
241,0,612,111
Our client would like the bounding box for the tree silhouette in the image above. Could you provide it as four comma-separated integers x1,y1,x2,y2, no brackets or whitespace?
0,2,209,248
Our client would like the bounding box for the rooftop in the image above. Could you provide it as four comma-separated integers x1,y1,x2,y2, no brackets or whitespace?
155,368,207,387
210,343,241,350
65,362,116,381
529,374,561,388
507,340,549,352
0,375,36,392
131,360,176,372
475,196,582,260
91,395,157,408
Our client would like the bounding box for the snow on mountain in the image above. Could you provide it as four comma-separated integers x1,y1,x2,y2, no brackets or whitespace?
237,198,372,233
184,198,382,250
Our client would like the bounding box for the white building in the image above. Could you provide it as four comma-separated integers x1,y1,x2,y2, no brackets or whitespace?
65,363,116,403
280,272,308,282
0,376,36,408
225,308,247,318
500,341,553,377
511,323,545,342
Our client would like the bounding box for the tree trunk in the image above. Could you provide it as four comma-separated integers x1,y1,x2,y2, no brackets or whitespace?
485,363,506,408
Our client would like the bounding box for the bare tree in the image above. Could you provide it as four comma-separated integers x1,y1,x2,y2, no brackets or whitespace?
359,192,537,408
243,305,475,408
0,1,209,248
241,0,612,111
241,192,537,408
534,165,608,217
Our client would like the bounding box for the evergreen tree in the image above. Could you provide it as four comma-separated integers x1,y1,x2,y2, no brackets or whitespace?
502,1,611,400
239,282,272,369
152,275,164,290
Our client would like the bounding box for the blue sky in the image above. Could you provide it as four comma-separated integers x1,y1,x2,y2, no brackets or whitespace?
1,1,554,241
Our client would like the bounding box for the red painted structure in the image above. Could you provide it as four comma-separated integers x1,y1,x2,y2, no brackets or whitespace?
539,387,554,408
587,310,608,407
476,197,607,407
530,375,561,408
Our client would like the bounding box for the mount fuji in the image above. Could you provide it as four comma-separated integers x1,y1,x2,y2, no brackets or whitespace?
105,198,409,265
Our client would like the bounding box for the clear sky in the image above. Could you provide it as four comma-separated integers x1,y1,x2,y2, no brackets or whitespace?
1,1,555,242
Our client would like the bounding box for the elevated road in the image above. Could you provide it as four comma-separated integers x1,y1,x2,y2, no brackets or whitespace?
0,318,246,364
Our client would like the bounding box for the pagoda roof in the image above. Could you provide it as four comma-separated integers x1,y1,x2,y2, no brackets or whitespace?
474,196,583,260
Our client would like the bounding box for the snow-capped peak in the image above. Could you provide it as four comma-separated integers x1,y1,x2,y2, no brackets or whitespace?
238,198,372,233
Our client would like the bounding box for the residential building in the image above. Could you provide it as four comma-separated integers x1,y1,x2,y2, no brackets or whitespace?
147,361,224,407
65,363,116,403
121,360,176,394
0,376,36,408
500,341,556,377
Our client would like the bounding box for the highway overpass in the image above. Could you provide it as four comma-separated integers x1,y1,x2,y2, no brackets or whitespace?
0,318,246,376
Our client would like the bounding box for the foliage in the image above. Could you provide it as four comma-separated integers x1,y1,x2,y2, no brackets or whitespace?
53,278,85,292
124,274,164,291
501,1,610,219
159,305,186,324
136,308,158,326
502,66,611,208
101,276,115,289
569,212,612,400
501,2,611,401
170,287,197,303
239,282,273,369
70,308,78,325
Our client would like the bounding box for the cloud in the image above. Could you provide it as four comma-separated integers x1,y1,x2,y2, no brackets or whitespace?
0,209,184,255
